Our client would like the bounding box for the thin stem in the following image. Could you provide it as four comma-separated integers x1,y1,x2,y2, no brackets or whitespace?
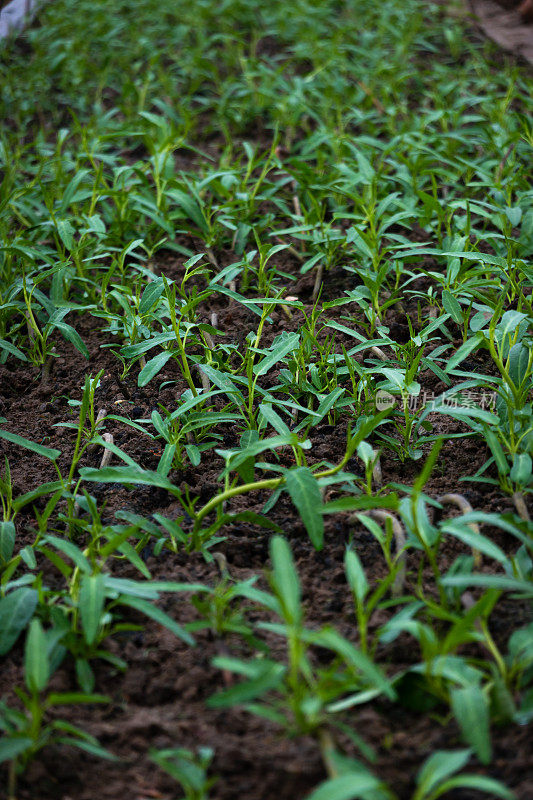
194,477,282,530
480,619,507,681
8,759,16,800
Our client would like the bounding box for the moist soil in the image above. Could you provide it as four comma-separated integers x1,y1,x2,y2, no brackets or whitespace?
0,243,531,800
1,5,532,800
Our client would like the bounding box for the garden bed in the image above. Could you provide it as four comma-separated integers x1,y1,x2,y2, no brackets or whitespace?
0,1,532,799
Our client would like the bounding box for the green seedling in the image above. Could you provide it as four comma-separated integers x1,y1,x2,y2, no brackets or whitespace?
150,746,216,800
306,747,514,800
0,620,115,800
33,534,200,691
209,536,395,749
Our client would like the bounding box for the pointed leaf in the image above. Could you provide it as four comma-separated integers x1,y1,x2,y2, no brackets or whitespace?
285,467,324,550
25,619,49,693
139,279,165,315
0,429,60,461
79,574,105,646
434,774,515,800
118,595,195,646
0,588,38,655
270,536,301,625
416,749,471,797
344,550,368,603
254,332,300,376
0,737,33,764
208,660,285,707
80,465,175,491
450,685,491,764
138,350,173,387
305,773,382,800
0,520,15,562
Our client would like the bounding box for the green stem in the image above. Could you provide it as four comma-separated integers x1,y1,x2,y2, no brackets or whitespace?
8,759,16,800
317,728,339,779
487,323,520,407
174,324,198,397
194,477,282,530
480,619,508,681
192,442,355,533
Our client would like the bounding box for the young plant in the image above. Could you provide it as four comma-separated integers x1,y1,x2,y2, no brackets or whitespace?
34,532,199,691
209,536,395,750
306,747,514,800
0,620,115,800
150,746,216,800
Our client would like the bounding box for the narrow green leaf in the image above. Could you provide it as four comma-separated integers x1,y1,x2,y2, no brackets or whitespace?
13,480,64,512
416,749,472,797
117,540,151,579
0,520,15,562
208,660,285,707
321,494,398,514
25,619,49,693
47,692,110,706
43,535,91,574
315,388,345,421
484,428,509,476
254,332,300,376
344,550,368,603
79,574,105,646
56,736,118,761
505,206,522,227
227,510,282,534
0,429,61,460
311,627,394,699
118,595,195,646
19,546,37,569
444,334,482,373
56,218,75,251
184,443,201,467
139,279,165,315
285,467,324,550
442,290,464,323
168,189,209,234
434,404,499,426
218,434,298,479
0,588,37,655
235,429,259,484
104,576,160,599
442,574,533,597
442,521,507,563
138,350,173,387
270,536,302,625
496,310,528,352
433,774,515,800
76,658,95,693
508,343,530,387
392,248,507,268
0,737,33,764
510,453,531,486
259,403,291,436
0,338,28,361
80,465,175,491
450,685,491,764
305,773,381,800
121,332,175,359
197,363,243,401
52,322,89,359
